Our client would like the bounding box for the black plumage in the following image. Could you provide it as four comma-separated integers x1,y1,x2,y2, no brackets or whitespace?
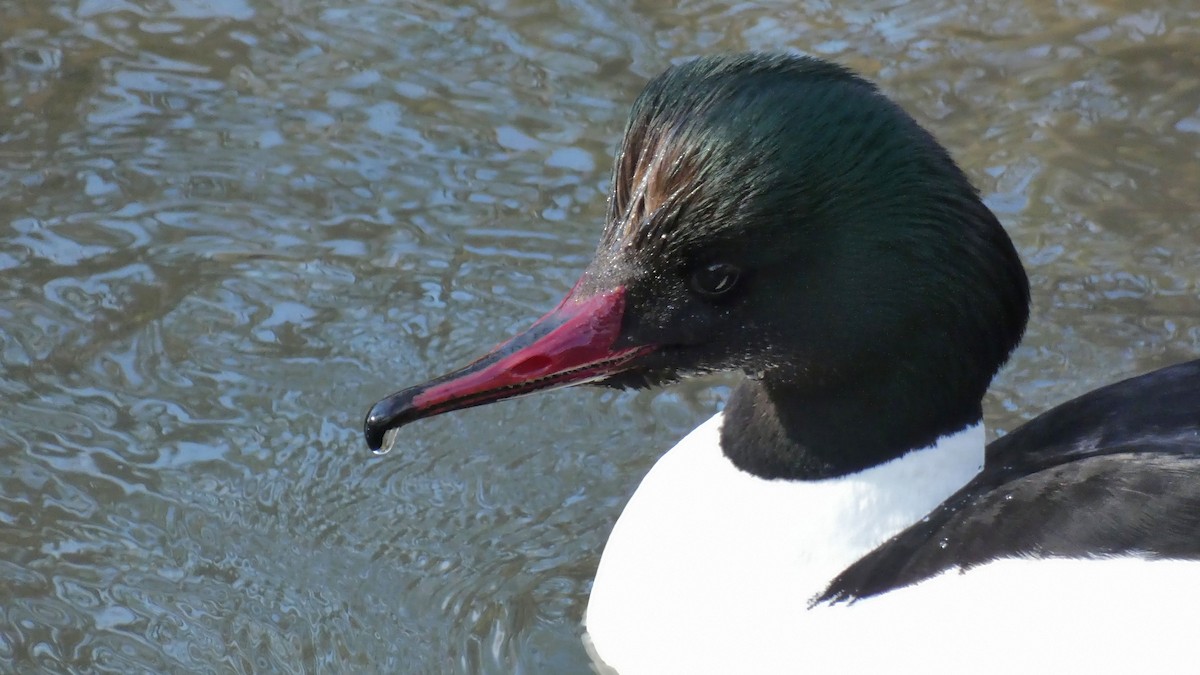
818,359,1200,603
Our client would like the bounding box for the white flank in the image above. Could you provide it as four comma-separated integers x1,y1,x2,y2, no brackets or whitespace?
584,413,1200,674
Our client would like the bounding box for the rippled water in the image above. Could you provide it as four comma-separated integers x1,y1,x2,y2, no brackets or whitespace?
1,0,1198,672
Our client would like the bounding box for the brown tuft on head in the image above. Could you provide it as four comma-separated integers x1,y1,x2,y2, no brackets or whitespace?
606,124,705,251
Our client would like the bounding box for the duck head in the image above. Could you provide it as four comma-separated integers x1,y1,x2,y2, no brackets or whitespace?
364,53,1030,478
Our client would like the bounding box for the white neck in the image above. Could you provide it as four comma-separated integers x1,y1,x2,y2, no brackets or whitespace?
585,412,985,671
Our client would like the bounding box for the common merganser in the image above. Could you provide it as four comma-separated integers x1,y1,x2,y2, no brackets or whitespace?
363,53,1200,673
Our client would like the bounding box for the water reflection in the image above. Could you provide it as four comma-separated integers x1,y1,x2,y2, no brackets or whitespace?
1,0,1198,672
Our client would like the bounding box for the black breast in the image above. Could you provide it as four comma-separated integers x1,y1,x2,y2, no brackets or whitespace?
816,358,1200,604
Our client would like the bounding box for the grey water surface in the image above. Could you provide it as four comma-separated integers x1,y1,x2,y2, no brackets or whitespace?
2,0,1199,672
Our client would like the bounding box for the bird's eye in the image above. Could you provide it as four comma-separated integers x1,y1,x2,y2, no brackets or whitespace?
690,262,741,299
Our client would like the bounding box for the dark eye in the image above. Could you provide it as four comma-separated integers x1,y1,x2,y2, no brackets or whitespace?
690,262,741,299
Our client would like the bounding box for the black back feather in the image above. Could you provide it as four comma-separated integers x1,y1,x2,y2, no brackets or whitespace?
818,358,1200,604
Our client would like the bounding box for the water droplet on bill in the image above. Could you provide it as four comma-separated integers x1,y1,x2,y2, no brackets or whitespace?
374,428,400,456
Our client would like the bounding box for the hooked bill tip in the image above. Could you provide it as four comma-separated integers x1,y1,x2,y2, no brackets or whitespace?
363,389,420,452
364,414,387,452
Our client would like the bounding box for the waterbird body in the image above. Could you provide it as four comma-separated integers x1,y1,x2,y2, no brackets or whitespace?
364,54,1200,672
